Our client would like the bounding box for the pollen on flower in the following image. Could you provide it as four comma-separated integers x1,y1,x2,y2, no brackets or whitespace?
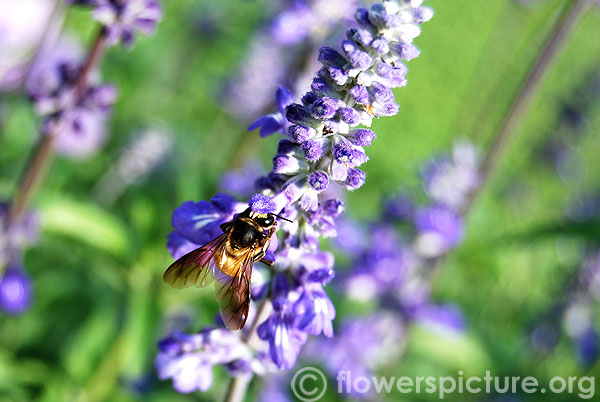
249,193,277,214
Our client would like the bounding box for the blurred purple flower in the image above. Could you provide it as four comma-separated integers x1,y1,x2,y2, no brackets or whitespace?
222,0,359,122
0,0,56,90
421,141,479,212
258,298,308,370
1,202,40,268
257,274,308,370
531,249,600,366
258,374,293,402
0,262,32,314
414,206,464,257
156,329,248,393
0,201,39,315
303,313,404,398
536,69,600,178
219,161,265,199
94,0,162,48
332,217,366,257
270,2,314,46
27,37,118,158
93,126,173,205
415,303,465,334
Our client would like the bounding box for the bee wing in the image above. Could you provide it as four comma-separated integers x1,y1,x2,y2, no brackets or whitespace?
163,233,228,289
213,247,256,330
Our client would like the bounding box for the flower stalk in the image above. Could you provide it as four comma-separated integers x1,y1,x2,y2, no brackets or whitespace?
461,0,589,216
2,0,163,279
0,29,107,278
6,29,107,225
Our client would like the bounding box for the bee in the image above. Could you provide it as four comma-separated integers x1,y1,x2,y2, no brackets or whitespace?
163,208,282,330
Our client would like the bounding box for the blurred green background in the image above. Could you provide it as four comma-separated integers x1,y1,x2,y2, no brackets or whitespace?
1,0,600,401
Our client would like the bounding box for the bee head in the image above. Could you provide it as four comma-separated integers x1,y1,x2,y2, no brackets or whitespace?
251,212,275,227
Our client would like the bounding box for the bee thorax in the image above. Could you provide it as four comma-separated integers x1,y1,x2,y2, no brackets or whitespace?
231,220,261,247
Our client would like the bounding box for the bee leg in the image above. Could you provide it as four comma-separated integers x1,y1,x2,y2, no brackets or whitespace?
252,250,275,266
253,250,265,261
259,257,275,267
254,227,277,266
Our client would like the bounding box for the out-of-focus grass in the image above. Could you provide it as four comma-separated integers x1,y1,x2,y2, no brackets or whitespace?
0,0,599,401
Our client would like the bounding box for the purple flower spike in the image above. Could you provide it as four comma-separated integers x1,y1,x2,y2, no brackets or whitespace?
285,104,316,126
345,168,366,190
325,66,349,86
349,128,376,147
310,97,340,120
368,81,394,103
249,194,277,214
248,114,284,137
275,86,294,115
350,85,369,105
160,0,434,385
27,38,117,159
258,298,307,370
295,284,336,337
308,171,329,192
348,28,374,47
342,40,372,70
390,42,421,61
318,46,348,67
288,125,315,144
302,139,328,162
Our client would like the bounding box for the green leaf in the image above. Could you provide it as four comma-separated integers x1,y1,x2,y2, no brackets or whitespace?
62,304,119,383
39,198,132,259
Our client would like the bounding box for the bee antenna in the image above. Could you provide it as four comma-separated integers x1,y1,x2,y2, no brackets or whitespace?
274,214,293,223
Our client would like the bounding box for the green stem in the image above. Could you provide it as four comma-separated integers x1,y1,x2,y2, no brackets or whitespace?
460,0,589,216
420,0,588,287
